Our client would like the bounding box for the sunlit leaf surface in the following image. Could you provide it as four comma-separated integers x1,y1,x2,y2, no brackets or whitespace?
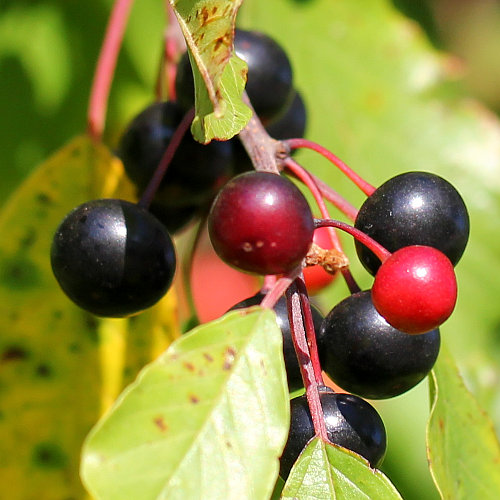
81,308,289,500
282,438,402,500
427,343,500,499
170,0,251,142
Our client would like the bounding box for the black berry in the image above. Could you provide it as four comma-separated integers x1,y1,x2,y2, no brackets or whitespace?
234,29,293,122
318,291,440,399
229,292,323,392
280,388,386,478
354,171,470,275
51,199,176,317
117,101,233,232
208,171,314,275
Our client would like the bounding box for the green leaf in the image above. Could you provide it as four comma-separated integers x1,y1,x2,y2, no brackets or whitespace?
281,438,402,500
427,342,500,499
81,308,290,500
170,0,251,143
0,136,179,500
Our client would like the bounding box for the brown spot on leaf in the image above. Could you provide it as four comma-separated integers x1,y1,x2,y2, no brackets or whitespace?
189,394,200,404
37,192,53,206
1,345,29,363
214,35,228,53
154,416,168,432
203,352,214,362
200,6,210,24
183,361,195,372
19,227,37,249
439,418,444,431
32,442,67,469
226,440,232,449
223,346,237,370
35,363,52,378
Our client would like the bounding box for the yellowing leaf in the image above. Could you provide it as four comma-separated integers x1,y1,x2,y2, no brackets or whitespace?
0,136,179,500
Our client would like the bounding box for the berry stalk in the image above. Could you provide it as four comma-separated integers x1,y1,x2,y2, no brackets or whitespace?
316,218,391,263
284,158,361,293
260,267,302,310
283,157,343,254
285,138,376,196
310,173,358,221
138,107,195,209
87,0,134,141
286,281,329,442
238,93,282,175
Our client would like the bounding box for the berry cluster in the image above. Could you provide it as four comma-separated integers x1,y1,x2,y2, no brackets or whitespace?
51,26,469,479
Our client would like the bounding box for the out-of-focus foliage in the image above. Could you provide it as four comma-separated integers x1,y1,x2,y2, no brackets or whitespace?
3,1,500,499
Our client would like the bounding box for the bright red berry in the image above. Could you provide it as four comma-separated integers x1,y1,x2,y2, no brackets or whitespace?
371,245,457,334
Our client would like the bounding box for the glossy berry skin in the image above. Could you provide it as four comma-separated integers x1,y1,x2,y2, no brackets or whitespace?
51,199,176,317
235,29,293,122
318,291,440,399
229,293,324,392
117,101,233,232
208,172,314,275
175,29,293,122
280,388,386,478
355,172,469,275
372,246,457,334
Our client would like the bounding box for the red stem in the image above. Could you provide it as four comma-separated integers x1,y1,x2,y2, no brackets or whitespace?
164,2,185,100
284,157,342,253
315,218,391,263
284,157,361,294
87,0,134,141
311,173,358,221
285,138,376,197
138,108,195,209
261,275,277,294
260,266,302,310
296,278,324,386
286,281,329,442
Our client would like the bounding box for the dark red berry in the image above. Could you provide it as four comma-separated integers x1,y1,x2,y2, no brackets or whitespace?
208,172,314,275
355,172,469,275
318,291,440,399
372,245,457,334
51,199,176,317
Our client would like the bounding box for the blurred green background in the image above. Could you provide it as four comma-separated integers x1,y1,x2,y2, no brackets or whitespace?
2,0,500,499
